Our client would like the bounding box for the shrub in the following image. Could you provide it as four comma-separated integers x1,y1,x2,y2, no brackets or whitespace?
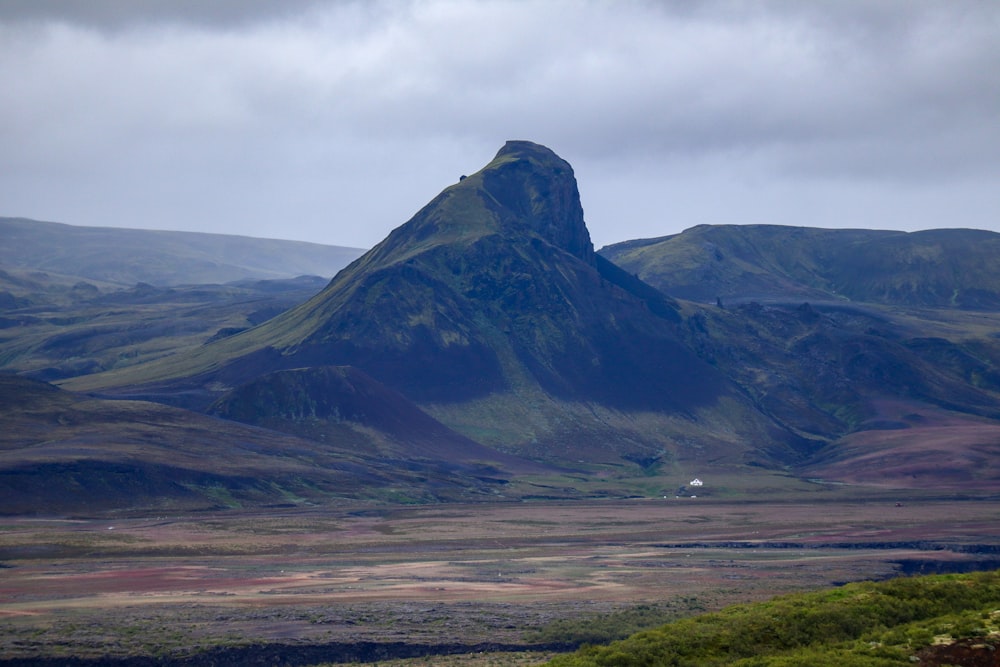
544,570,1000,667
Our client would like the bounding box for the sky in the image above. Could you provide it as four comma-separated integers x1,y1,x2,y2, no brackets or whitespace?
2,1,998,251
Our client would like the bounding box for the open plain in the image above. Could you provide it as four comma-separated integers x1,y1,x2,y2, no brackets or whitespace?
2,496,999,664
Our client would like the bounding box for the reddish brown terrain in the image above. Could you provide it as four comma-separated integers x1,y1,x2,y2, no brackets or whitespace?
803,400,1000,490
2,498,999,663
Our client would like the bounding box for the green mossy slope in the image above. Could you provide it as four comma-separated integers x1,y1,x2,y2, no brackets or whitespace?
602,224,1000,308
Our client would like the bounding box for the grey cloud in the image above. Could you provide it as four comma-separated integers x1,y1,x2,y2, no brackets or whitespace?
0,0,997,249
0,0,333,29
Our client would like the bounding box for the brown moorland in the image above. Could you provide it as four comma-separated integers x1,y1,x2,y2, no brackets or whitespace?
802,400,1000,490
2,498,999,663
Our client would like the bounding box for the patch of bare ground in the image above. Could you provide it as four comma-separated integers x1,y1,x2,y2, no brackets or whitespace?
1,498,999,663
918,638,1000,667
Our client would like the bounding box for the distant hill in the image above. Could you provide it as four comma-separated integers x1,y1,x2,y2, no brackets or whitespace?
600,224,1000,308
0,217,365,287
0,276,331,381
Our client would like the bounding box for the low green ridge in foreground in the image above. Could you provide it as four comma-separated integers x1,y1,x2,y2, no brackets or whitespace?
545,570,1000,666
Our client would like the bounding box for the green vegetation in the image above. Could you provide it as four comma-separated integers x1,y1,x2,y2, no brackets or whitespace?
545,570,1000,666
601,224,1000,309
528,602,706,646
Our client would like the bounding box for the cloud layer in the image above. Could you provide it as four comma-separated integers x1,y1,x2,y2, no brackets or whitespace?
2,0,998,249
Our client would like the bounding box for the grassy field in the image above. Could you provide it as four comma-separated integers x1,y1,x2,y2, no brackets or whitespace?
2,497,999,663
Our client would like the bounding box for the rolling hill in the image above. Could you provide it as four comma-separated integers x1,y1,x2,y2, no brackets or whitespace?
600,224,1000,308
0,216,365,287
0,275,332,381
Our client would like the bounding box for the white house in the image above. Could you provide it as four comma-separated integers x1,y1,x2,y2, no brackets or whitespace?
689,478,703,487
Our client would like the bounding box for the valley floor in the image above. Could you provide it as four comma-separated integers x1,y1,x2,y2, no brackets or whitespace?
2,497,999,664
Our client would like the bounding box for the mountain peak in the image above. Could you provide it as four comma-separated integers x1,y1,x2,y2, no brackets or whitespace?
475,140,594,262
493,139,563,162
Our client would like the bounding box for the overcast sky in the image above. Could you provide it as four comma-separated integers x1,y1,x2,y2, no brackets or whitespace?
2,1,998,250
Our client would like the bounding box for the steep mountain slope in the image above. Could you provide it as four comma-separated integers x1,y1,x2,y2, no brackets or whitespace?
0,217,365,286
601,224,1000,307
68,142,809,468
244,141,699,409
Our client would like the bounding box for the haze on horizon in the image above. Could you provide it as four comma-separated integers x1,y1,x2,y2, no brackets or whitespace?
1,0,998,250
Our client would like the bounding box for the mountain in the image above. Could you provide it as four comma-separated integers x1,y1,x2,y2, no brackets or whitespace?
214,140,696,409
0,217,365,287
9,142,1000,504
600,224,1000,308
66,141,811,469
